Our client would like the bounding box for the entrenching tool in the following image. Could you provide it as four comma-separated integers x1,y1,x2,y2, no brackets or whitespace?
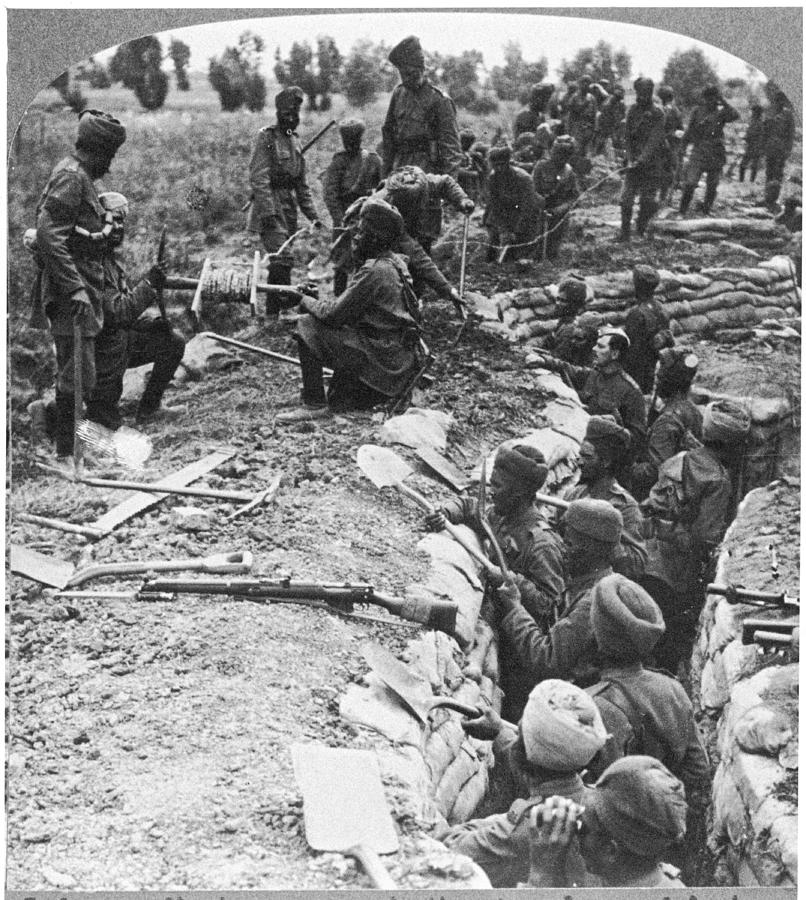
225,472,282,523
17,512,104,541
155,225,168,321
291,743,399,888
414,446,470,492
199,332,333,376
10,544,75,589
451,213,471,347
73,321,84,477
356,444,498,575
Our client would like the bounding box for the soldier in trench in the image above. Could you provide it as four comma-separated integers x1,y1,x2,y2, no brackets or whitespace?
620,264,675,395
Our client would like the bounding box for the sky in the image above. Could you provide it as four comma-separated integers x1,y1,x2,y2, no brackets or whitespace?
94,11,756,85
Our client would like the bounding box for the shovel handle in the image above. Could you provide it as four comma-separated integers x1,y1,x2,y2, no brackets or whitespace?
535,491,569,510
73,322,84,477
347,844,397,889
67,550,253,587
430,699,517,730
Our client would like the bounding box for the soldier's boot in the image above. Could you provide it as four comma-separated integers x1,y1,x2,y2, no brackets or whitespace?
616,206,632,243
738,164,746,183
765,179,782,212
27,399,52,448
679,186,695,216
636,199,658,237
85,399,122,431
136,382,184,425
702,186,718,217
266,262,293,317
54,393,75,459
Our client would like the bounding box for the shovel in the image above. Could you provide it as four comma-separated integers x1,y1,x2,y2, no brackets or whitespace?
357,444,498,575
414,446,470,492
292,743,398,888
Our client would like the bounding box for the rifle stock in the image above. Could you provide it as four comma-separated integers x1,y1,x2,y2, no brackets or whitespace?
139,578,457,635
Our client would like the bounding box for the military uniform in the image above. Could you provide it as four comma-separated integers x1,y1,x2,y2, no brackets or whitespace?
595,94,626,155
323,148,382,227
763,101,796,207
659,100,684,200
633,396,703,498
586,662,710,790
247,118,318,283
620,98,667,239
566,478,647,581
680,97,740,214
484,164,543,253
532,156,579,259
381,81,463,176
739,112,765,183
499,565,611,688
295,250,421,409
443,773,594,888
514,108,544,140
622,299,673,393
566,91,598,157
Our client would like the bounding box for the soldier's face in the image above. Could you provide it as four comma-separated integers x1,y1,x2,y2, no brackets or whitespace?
277,107,300,131
399,65,425,89
593,336,616,368
577,440,604,482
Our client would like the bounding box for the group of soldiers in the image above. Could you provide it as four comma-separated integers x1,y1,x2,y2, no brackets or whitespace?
24,35,773,888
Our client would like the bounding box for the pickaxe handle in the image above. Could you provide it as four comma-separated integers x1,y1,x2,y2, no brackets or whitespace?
155,225,168,320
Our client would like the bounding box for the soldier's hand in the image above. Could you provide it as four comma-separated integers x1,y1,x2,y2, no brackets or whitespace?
425,510,448,532
496,577,521,611
70,289,92,324
485,565,506,589
461,706,503,741
528,798,583,862
448,288,468,320
145,261,167,293
525,351,556,370
461,199,476,215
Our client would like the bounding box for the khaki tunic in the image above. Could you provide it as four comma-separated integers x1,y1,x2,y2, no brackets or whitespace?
323,149,383,226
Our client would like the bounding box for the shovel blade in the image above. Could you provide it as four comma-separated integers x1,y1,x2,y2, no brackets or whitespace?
76,420,153,471
357,444,413,490
9,544,74,589
292,743,398,854
362,640,434,724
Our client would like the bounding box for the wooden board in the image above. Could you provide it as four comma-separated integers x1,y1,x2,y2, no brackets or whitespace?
91,449,234,535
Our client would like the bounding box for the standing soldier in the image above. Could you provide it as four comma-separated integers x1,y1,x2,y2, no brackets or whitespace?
762,89,796,210
514,84,554,138
618,77,667,243
31,108,127,461
621,265,674,394
657,85,684,205
381,35,463,177
678,85,740,217
532,135,580,260
594,84,626,157
738,103,765,185
484,145,543,261
565,76,598,160
247,86,322,293
323,119,382,229
456,130,488,203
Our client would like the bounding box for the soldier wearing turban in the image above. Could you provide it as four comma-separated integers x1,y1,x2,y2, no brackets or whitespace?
542,276,590,362
566,415,648,581
426,444,564,719
525,757,688,887
621,264,675,394
31,108,126,461
483,145,543,261
441,679,606,887
532,135,580,259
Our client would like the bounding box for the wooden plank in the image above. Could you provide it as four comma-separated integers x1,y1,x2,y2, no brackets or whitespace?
91,449,234,535
9,544,74,589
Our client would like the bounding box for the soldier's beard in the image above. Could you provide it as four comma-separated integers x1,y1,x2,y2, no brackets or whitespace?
278,111,300,132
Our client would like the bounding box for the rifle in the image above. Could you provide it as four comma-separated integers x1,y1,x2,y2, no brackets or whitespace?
138,576,457,635
707,583,799,611
741,617,799,651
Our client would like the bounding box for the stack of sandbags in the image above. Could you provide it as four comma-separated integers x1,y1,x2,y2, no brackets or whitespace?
480,256,800,346
648,215,789,250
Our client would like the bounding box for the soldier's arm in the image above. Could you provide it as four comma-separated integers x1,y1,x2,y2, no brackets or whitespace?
431,173,472,211
688,469,732,552
647,415,684,469
248,132,277,222
36,170,88,300
612,502,648,581
302,258,382,326
397,232,454,300
441,810,525,887
294,157,319,223
441,495,478,527
433,95,464,176
380,90,399,176
323,154,348,226
103,266,158,330
514,534,565,624
636,110,667,167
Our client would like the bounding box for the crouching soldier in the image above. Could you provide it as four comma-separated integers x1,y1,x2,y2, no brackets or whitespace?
247,86,322,294
484,145,543,262
278,198,424,422
533,135,580,260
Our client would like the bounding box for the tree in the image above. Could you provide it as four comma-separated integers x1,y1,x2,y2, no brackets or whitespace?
431,50,483,109
209,31,266,112
274,41,318,109
342,38,380,108
558,40,632,87
316,36,342,110
50,71,86,113
169,38,191,91
133,67,169,111
108,36,169,110
490,42,547,101
74,56,111,89
661,47,720,109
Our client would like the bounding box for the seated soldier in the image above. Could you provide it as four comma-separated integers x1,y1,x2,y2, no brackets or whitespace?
532,135,580,260
278,198,423,422
525,756,688,888
439,679,607,888
483,145,543,262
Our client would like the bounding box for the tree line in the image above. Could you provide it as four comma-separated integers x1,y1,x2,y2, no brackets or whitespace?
50,30,768,116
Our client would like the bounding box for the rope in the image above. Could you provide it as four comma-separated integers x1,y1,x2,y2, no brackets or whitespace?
200,267,253,304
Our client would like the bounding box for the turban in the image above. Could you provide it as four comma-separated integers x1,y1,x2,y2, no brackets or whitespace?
578,75,593,88
657,347,698,390
590,573,665,659
657,85,675,102
385,165,428,196
584,414,632,456
521,679,608,771
574,311,602,339
565,498,622,545
591,756,688,858
634,77,655,94
275,86,304,110
552,135,576,157
76,109,126,154
702,399,751,445
389,35,425,69
488,144,512,165
493,445,549,491
339,118,365,141
557,276,587,307
359,197,404,243
515,132,536,150
633,264,660,298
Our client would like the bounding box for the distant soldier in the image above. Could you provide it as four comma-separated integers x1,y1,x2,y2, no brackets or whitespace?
31,108,127,461
381,35,463,177
678,85,740,216
618,77,667,242
512,132,540,174
621,265,674,394
738,104,765,184
657,85,684,205
565,76,598,158
542,276,588,359
514,84,554,138
323,119,382,228
456,129,488,202
763,89,796,210
279,198,423,422
247,86,322,291
594,84,626,157
532,135,580,260
484,145,543,261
